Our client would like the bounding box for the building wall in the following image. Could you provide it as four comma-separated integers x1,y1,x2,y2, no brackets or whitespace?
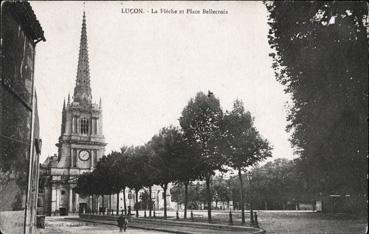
0,2,45,234
97,185,178,214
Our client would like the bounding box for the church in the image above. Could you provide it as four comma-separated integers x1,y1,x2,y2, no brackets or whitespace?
39,11,106,216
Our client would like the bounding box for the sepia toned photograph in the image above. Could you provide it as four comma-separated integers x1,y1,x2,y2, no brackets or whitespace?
0,1,367,234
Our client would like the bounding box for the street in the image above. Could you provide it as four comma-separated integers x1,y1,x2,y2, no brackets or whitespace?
33,210,367,234
35,216,162,234
124,209,368,233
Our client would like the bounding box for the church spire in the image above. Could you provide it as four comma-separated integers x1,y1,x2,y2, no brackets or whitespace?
73,10,92,105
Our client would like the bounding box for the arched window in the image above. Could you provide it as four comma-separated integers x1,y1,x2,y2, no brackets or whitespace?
80,118,89,134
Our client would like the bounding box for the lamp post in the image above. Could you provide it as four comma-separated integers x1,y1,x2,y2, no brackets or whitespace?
153,201,156,217
226,183,233,211
246,172,254,226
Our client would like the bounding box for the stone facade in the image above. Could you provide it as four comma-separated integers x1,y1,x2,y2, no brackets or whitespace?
0,2,45,232
95,185,177,214
40,11,106,216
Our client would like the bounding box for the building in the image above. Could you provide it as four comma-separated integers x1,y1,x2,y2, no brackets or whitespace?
119,185,177,212
0,2,45,233
40,11,106,216
95,185,177,215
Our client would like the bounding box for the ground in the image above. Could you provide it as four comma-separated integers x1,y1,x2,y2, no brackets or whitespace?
35,216,161,234
35,210,368,234
141,210,367,233
257,211,367,234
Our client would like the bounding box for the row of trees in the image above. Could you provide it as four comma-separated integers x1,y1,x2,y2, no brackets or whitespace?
171,176,232,211
171,158,305,211
76,91,272,223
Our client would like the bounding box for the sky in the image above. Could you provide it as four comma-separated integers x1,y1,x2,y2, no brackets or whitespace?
30,1,295,163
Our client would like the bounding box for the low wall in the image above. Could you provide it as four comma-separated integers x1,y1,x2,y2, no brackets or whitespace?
79,214,265,233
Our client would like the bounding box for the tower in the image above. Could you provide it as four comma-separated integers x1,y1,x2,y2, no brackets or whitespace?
56,10,105,172
41,11,106,216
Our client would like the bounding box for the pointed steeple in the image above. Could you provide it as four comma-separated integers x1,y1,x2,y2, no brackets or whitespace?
73,10,92,105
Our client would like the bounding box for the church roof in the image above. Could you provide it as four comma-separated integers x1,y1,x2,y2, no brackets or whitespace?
73,11,92,106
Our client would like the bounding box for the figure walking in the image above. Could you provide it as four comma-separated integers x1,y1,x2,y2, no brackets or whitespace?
117,214,128,232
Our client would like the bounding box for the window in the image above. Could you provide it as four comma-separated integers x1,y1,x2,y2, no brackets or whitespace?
80,118,89,134
93,118,97,135
73,149,77,167
94,150,97,165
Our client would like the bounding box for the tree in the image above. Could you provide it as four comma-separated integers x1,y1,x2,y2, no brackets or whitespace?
212,176,231,209
75,172,95,197
222,100,272,223
140,146,157,217
179,91,225,222
149,126,182,219
92,155,117,210
112,147,131,215
105,151,121,214
168,129,201,219
75,170,105,213
125,146,149,217
266,1,368,196
251,158,304,210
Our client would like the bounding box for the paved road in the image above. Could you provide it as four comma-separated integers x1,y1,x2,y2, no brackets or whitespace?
35,216,162,234
35,211,367,234
130,210,367,233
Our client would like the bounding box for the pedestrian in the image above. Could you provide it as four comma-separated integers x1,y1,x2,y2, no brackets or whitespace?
117,213,124,232
123,215,128,232
117,214,128,232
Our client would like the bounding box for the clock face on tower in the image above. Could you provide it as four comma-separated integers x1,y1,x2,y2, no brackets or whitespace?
79,150,90,161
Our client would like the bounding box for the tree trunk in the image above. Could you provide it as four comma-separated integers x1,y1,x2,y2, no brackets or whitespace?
184,181,189,219
123,187,127,215
102,195,105,213
250,198,253,223
135,189,139,217
238,168,245,224
90,195,93,214
97,195,100,213
116,191,120,215
108,194,111,214
162,184,168,219
149,186,152,217
205,175,212,223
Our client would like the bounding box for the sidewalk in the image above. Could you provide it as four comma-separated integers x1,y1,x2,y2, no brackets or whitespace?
35,216,161,234
74,215,265,234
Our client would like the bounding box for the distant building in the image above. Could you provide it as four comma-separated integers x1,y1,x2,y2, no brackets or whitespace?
120,185,177,212
97,185,177,215
0,2,45,233
39,11,106,216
